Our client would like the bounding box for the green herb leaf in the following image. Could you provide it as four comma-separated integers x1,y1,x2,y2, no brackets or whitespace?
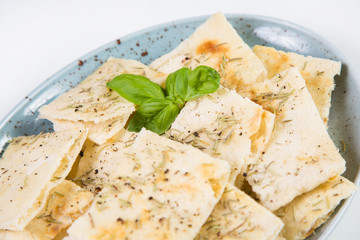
127,112,147,132
137,99,174,118
108,65,220,135
129,99,179,134
145,103,180,134
186,65,220,100
165,65,220,103
106,74,165,105
165,68,189,107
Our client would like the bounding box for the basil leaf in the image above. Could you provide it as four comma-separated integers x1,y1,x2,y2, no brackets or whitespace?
127,112,147,132
186,65,220,101
137,99,174,118
164,66,220,104
108,65,220,135
107,74,165,105
128,99,176,133
145,103,180,134
165,68,189,107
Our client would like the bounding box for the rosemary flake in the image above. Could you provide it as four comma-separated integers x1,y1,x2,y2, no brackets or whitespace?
340,139,346,152
302,61,308,71
46,191,64,211
229,57,242,62
312,199,323,207
215,42,228,48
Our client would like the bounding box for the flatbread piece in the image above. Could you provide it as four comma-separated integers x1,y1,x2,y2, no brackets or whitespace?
39,58,166,144
0,129,87,230
167,87,274,183
66,129,230,240
0,180,93,240
150,12,267,91
253,45,341,125
275,176,356,240
197,184,283,240
244,67,346,211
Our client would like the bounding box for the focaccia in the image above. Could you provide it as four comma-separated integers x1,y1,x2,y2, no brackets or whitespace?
0,180,93,240
0,129,87,230
66,129,230,240
39,58,166,145
73,130,138,192
150,12,267,91
197,184,283,240
167,87,274,183
244,67,345,211
253,45,341,125
275,176,356,240
51,118,125,146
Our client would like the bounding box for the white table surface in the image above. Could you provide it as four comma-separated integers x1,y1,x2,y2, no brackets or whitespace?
0,0,359,239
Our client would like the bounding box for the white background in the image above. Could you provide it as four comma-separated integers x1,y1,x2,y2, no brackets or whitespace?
0,0,359,239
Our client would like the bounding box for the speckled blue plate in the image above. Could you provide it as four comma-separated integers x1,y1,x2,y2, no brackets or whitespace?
0,14,359,239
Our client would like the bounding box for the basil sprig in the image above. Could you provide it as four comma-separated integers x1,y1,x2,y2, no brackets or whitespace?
107,65,220,134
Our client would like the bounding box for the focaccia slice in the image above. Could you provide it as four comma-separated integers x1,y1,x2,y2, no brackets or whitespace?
275,176,356,240
150,12,267,91
197,184,284,240
0,230,34,240
244,67,345,211
72,130,138,192
0,180,93,240
39,58,167,145
66,129,230,240
51,118,125,146
0,129,87,230
167,87,275,183
253,45,341,125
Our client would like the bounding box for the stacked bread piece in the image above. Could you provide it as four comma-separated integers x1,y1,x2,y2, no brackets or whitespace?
0,12,356,240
